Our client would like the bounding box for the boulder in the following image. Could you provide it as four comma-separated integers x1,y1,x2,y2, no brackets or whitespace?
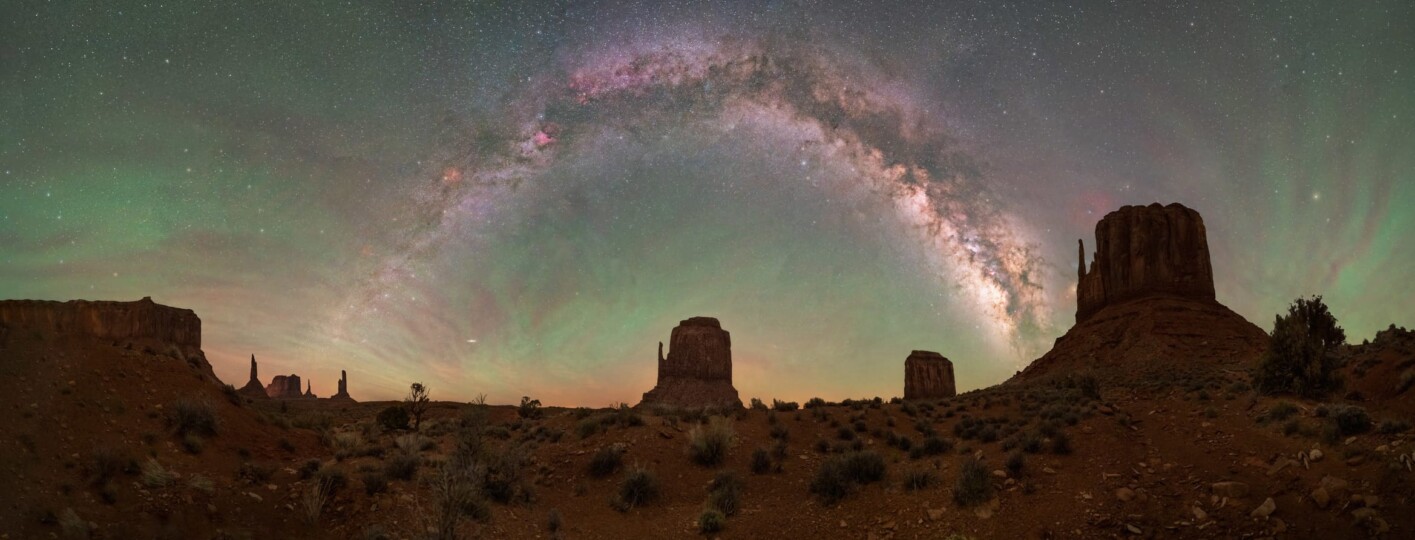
1211,481,1250,498
1076,203,1215,323
639,317,741,409
903,351,956,400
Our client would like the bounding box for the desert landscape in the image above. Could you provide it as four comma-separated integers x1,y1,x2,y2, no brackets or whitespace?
1,203,1410,539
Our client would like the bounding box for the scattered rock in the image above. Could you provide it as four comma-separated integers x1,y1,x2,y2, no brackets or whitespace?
1116,487,1135,502
1211,481,1250,498
1250,497,1276,519
1309,449,1324,462
1192,506,1208,521
1310,487,1331,509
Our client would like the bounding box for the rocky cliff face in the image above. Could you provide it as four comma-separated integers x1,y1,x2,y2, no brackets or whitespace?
0,297,213,378
0,297,202,348
1077,203,1215,323
640,317,741,409
904,350,956,400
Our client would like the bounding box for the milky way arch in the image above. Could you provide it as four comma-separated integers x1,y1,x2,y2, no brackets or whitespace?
353,39,1053,356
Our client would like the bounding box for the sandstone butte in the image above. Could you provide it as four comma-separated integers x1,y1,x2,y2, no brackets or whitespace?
903,350,956,400
1012,202,1267,382
639,316,743,409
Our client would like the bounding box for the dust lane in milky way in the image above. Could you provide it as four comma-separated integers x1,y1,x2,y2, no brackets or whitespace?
0,1,1411,404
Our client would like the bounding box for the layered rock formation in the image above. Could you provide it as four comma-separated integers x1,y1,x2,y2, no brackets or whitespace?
0,297,214,379
639,317,742,409
330,370,355,401
237,355,269,399
266,374,304,399
1013,203,1267,383
1077,203,1216,323
903,350,956,400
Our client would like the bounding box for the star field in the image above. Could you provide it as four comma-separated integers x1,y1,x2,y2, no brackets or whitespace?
1,1,1412,404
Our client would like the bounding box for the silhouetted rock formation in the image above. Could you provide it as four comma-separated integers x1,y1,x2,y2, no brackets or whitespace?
639,317,742,409
330,370,355,401
0,296,214,379
303,380,316,399
904,350,956,400
1077,203,1215,323
1013,203,1266,383
266,374,304,399
237,354,269,399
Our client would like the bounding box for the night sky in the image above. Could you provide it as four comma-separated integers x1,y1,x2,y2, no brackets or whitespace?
2,1,1412,404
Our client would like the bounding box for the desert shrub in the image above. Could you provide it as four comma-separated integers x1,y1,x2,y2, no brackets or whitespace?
482,444,531,504
547,508,563,534
1005,451,1025,475
237,461,275,484
59,508,90,539
814,439,830,453
1397,369,1415,395
1050,431,1073,454
1333,405,1372,435
589,445,624,478
1282,419,1301,436
953,458,993,507
613,466,659,511
910,435,952,459
384,451,421,481
688,416,734,466
699,508,726,533
903,469,936,490
576,417,601,439
90,447,136,486
221,384,243,406
396,434,434,453
401,383,431,431
376,406,409,431
770,424,790,441
1264,401,1300,423
1256,296,1346,397
836,426,856,441
187,474,214,494
1019,431,1044,453
427,462,480,540
1377,419,1412,434
806,397,827,409
518,396,543,419
772,399,799,412
707,471,741,516
809,458,852,504
303,475,333,524
362,470,388,495
841,451,886,484
750,447,772,474
333,432,364,460
298,459,322,479
169,398,219,437
315,465,348,496
750,398,767,410
141,458,175,487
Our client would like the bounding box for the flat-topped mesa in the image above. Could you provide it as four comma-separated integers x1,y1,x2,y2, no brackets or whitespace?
1076,203,1216,323
0,296,201,348
0,296,214,378
237,354,269,399
266,374,304,399
639,316,742,409
903,350,956,400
